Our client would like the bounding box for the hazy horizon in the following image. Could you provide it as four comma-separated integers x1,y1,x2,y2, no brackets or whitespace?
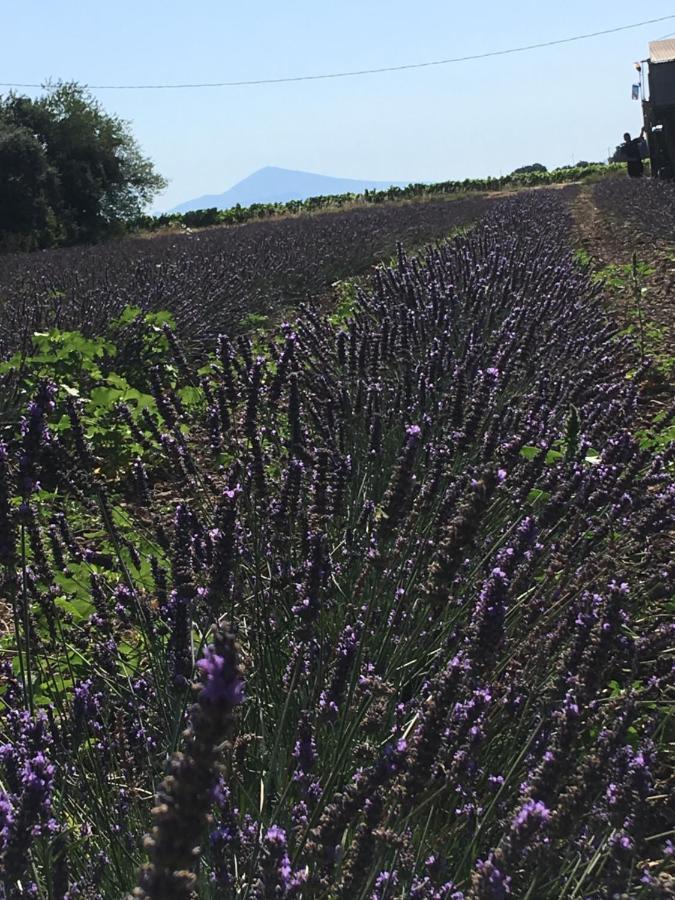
168,165,411,214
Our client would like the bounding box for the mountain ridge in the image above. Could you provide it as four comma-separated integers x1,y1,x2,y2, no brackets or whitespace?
169,166,410,213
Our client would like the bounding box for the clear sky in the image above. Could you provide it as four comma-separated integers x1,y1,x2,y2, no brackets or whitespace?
3,1,672,211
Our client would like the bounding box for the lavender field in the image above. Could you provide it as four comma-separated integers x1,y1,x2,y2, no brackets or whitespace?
0,191,672,898
0,194,489,358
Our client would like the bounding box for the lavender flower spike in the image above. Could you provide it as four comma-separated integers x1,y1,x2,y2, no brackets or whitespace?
133,627,243,900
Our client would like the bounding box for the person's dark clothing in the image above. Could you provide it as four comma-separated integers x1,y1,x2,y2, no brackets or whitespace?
623,137,644,178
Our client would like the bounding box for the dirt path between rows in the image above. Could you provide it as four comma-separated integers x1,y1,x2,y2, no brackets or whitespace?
571,185,675,352
569,186,674,419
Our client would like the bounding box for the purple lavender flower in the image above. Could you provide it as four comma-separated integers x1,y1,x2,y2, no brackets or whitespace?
0,443,16,569
511,799,551,841
469,567,510,654
470,855,512,898
18,381,57,497
253,825,307,898
0,793,15,852
197,645,245,707
0,729,57,888
371,869,399,899
135,627,243,899
292,715,317,775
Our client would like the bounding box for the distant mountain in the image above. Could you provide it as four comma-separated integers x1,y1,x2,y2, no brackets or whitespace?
169,166,410,213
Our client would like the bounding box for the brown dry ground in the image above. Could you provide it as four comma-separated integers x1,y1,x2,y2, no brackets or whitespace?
568,183,674,419
571,186,675,346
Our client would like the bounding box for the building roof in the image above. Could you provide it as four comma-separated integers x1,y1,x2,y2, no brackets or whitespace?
650,40,675,64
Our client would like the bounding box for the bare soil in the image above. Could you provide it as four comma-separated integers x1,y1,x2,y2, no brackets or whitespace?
571,185,675,353
569,185,674,417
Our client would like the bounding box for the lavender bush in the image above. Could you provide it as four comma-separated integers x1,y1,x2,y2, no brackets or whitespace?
0,191,672,898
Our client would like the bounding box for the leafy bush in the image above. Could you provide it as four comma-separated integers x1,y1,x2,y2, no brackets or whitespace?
511,163,548,174
0,309,175,471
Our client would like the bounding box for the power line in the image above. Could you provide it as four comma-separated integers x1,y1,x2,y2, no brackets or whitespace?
2,14,674,91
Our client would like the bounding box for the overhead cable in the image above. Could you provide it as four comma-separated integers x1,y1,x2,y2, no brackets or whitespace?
2,14,674,91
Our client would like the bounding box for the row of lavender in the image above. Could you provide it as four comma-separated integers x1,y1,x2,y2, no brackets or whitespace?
0,194,489,358
593,177,675,243
0,192,673,898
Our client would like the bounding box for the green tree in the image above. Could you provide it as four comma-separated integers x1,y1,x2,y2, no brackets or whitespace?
0,122,61,251
511,163,548,175
0,82,167,249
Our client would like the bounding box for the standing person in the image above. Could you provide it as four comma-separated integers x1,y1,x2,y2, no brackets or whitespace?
621,127,646,178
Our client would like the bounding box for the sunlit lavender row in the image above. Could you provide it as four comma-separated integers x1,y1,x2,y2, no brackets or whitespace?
0,192,672,898
0,194,489,358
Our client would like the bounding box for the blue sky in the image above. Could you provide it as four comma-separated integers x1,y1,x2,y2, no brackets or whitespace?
4,2,672,211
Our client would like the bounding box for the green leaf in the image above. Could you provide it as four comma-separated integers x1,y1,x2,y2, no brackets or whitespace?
53,415,72,433
177,386,203,407
116,306,143,325
105,373,131,389
89,386,124,409
147,310,176,327
519,446,541,461
55,595,93,622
